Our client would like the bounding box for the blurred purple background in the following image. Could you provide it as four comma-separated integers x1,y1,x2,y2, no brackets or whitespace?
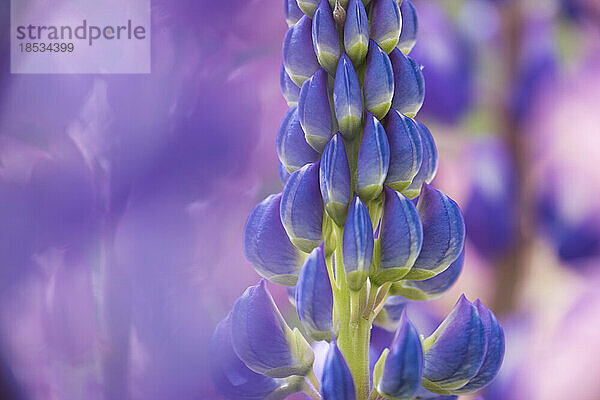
1,0,600,399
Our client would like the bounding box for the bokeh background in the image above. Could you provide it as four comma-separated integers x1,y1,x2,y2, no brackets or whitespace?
1,0,599,399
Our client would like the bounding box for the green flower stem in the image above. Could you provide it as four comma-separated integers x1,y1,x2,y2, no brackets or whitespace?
333,223,372,400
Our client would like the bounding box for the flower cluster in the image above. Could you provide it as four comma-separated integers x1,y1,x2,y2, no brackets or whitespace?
210,0,505,399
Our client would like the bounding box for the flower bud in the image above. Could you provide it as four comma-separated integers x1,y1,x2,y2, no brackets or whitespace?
333,54,363,139
390,49,425,118
231,281,315,378
421,295,486,392
453,300,504,394
357,112,390,201
374,311,423,400
297,0,320,17
320,133,352,226
364,40,395,120
370,0,402,54
404,184,465,280
284,0,304,27
210,315,302,400
298,69,334,152
397,0,419,54
281,162,324,253
280,64,301,107
243,193,306,286
283,16,320,86
371,187,423,285
321,340,356,400
296,243,334,341
402,121,437,199
276,107,320,173
390,248,464,301
343,195,374,291
384,110,423,191
312,0,341,75
344,0,369,66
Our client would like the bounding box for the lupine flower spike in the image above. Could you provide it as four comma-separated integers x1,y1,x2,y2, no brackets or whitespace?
212,2,505,399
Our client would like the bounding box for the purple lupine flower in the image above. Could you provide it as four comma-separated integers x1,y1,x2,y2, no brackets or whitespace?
231,280,314,378
422,295,487,392
384,110,423,192
372,296,408,331
333,53,363,139
369,0,402,54
283,15,321,86
357,111,391,201
391,247,464,301
298,68,334,152
321,341,357,400
405,184,465,280
320,133,352,226
403,121,438,199
243,193,306,286
364,40,395,120
277,107,321,173
371,186,423,285
312,0,341,75
374,311,423,400
343,195,374,291
296,244,335,340
281,162,324,253
344,0,370,66
397,0,419,54
390,48,425,118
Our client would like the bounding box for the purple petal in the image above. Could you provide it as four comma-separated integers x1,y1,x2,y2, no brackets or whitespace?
372,186,423,285
405,184,465,280
298,68,334,152
276,107,321,173
391,247,464,301
357,112,390,201
281,64,301,107
283,16,320,86
397,0,419,54
333,54,363,139
312,0,341,74
231,281,314,378
402,121,438,199
344,0,369,66
280,162,324,252
376,311,423,400
364,40,395,120
320,133,352,226
390,49,425,118
284,0,304,27
370,0,402,53
422,295,486,391
321,341,356,400
209,315,283,400
296,244,334,340
243,194,306,286
343,195,374,291
384,110,423,192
